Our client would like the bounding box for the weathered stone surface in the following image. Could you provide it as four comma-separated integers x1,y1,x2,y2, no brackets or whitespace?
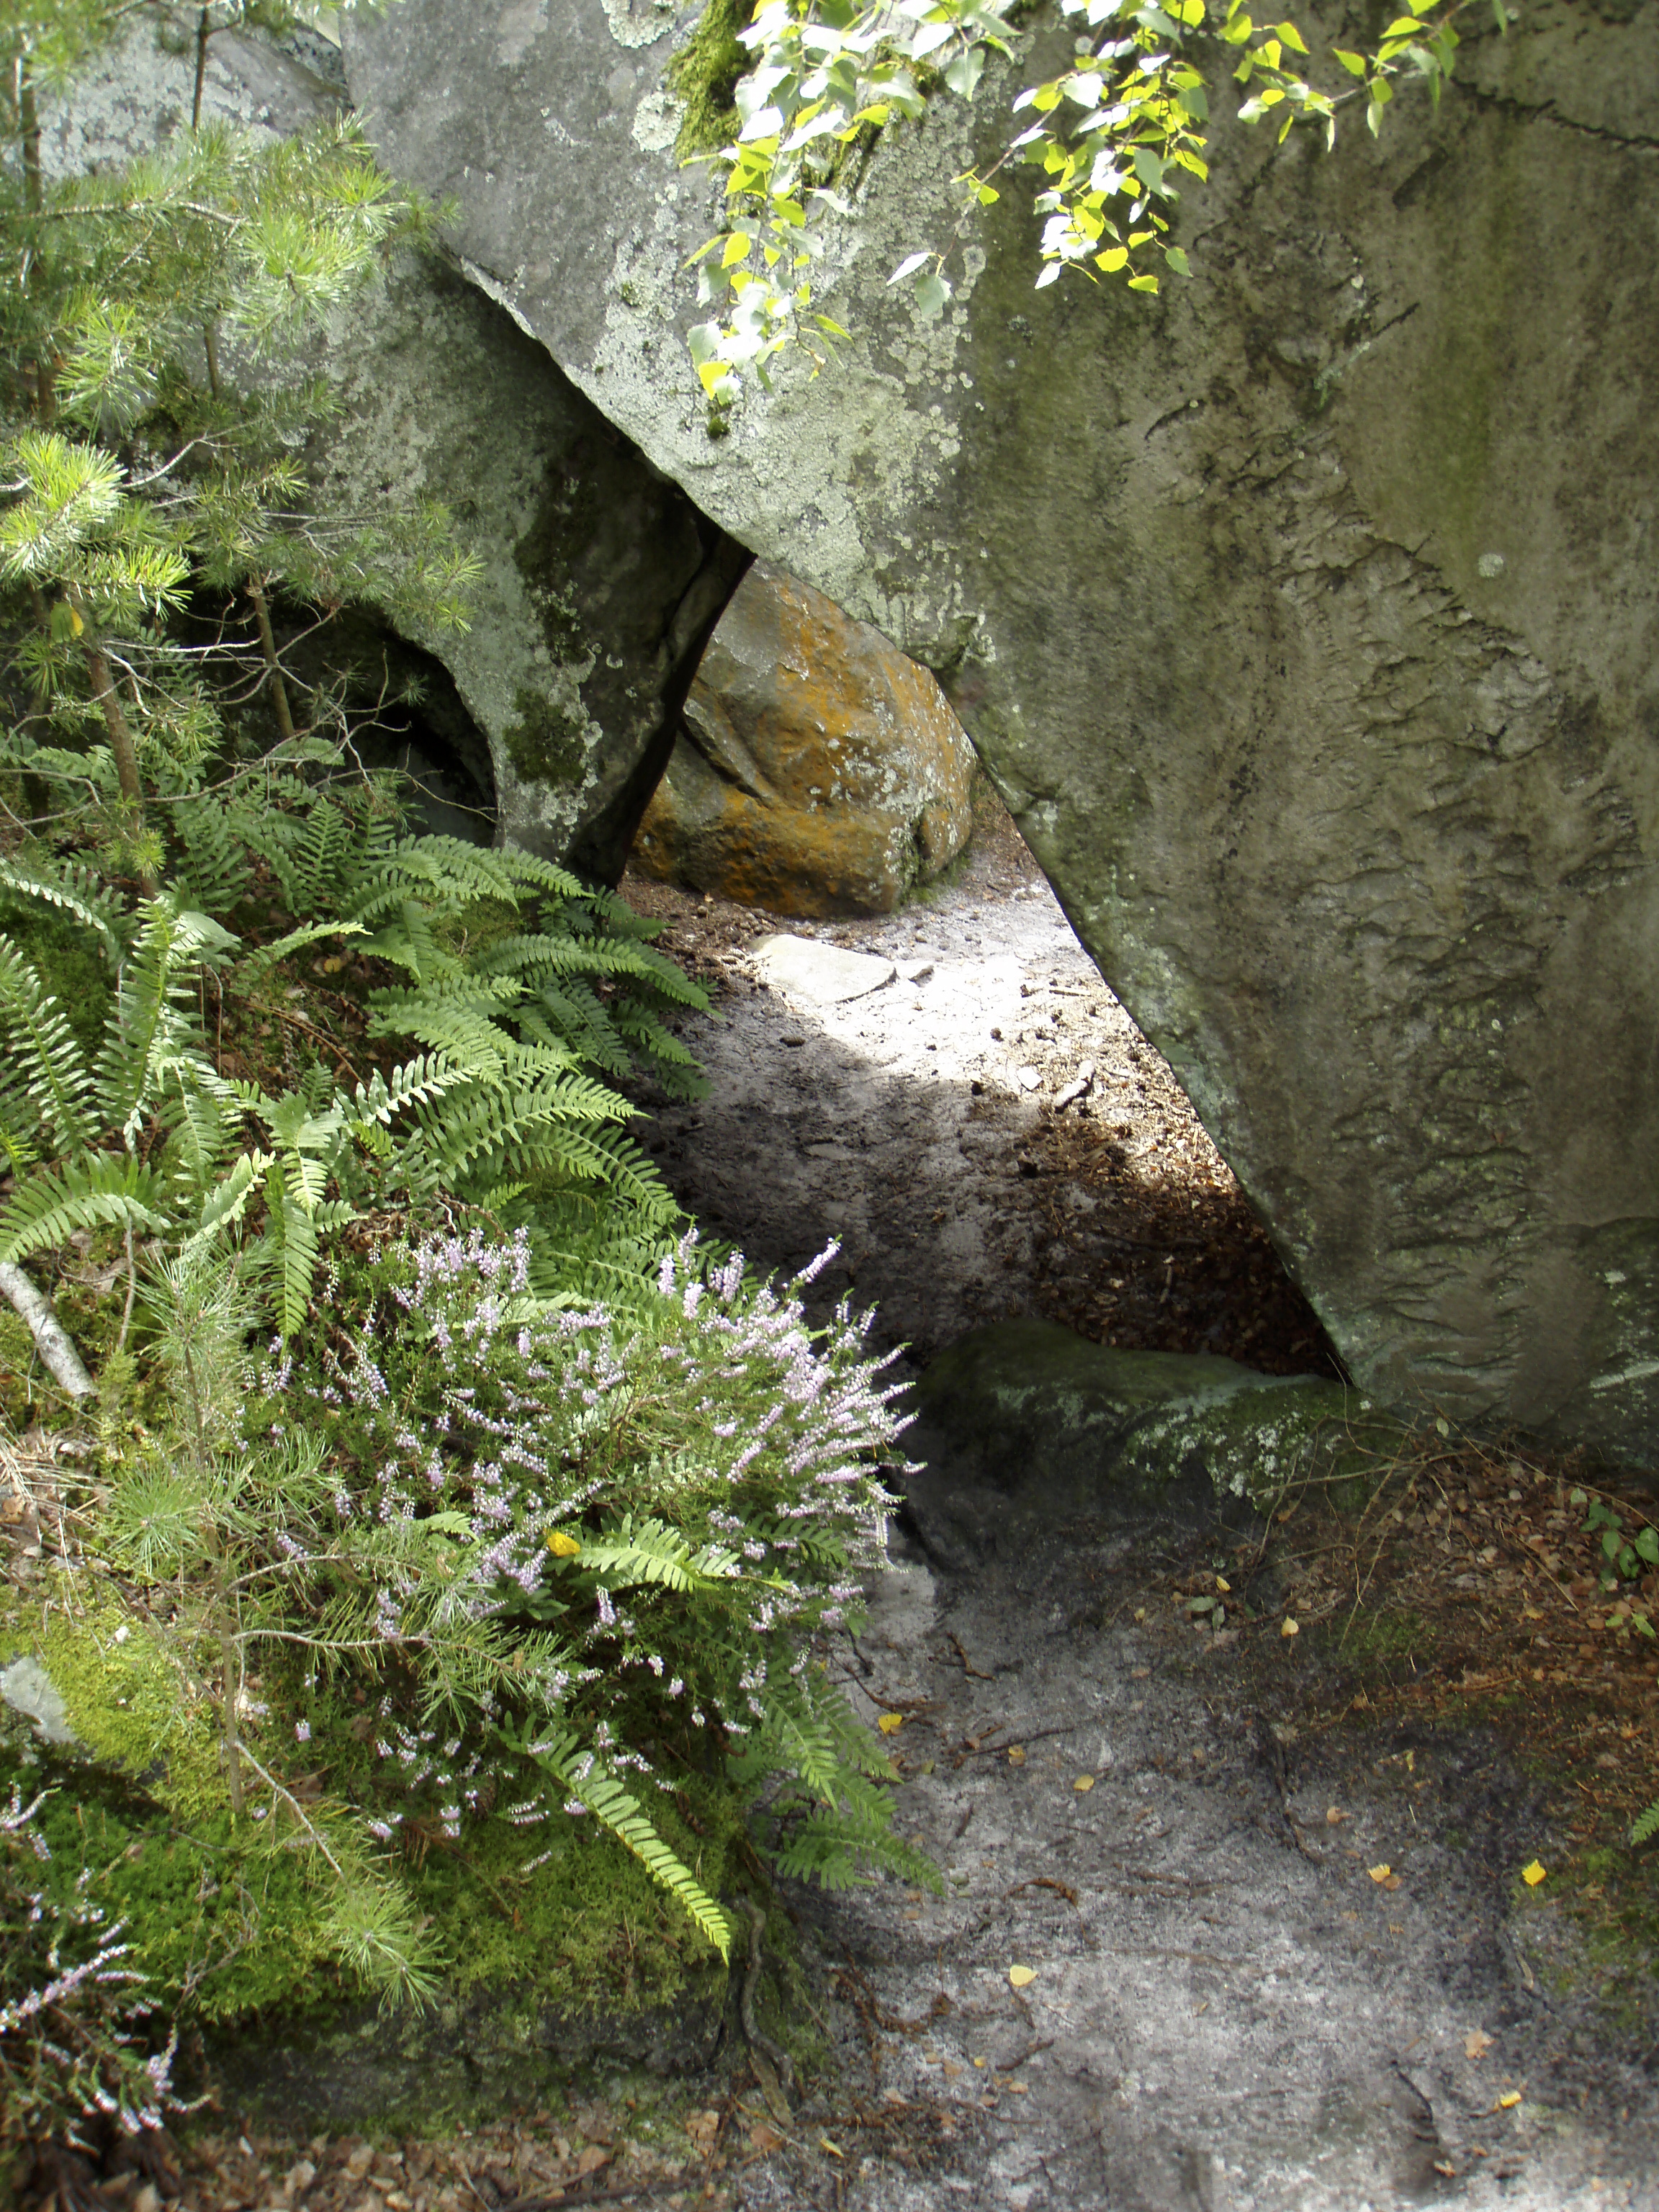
42,18,745,884
632,562,975,912
752,934,896,1003
902,1318,1399,1570
345,0,1659,1457
303,261,746,880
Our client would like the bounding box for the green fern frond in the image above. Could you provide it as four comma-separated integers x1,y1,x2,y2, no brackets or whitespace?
581,1516,739,1593
0,853,125,960
0,931,97,1152
169,793,251,916
526,1727,731,1959
0,1148,173,1264
1634,1796,1659,1848
768,1804,942,1894
235,918,366,993
97,897,238,1138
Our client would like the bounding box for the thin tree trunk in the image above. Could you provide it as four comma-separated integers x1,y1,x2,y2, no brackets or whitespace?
83,637,145,813
0,1262,96,1399
203,320,222,402
19,73,41,214
193,6,212,134
18,71,55,423
248,578,297,743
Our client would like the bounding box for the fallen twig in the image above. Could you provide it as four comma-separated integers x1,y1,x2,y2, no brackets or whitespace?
0,1261,94,1398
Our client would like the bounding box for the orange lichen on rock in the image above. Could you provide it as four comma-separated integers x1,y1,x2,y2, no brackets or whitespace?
631,561,975,914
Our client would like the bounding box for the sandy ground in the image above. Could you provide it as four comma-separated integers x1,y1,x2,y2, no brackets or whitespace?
621,797,1336,1386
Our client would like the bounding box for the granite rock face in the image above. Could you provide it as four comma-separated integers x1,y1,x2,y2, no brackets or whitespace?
304,261,747,881
41,16,745,883
345,0,1659,1457
632,561,976,913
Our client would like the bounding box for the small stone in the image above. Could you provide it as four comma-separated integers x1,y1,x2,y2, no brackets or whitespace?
897,958,935,983
1016,1066,1042,1092
754,935,896,1004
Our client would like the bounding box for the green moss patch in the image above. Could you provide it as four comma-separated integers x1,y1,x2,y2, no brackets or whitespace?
502,687,590,788
666,0,750,158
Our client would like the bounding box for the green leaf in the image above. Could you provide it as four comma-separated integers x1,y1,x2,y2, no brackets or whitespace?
1333,48,1368,74
1164,245,1190,275
1128,272,1160,292
943,48,985,99
914,270,952,319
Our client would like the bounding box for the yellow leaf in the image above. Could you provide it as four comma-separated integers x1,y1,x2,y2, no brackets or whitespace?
1522,1860,1547,1887
972,2055,987,2068
1006,1745,1026,1765
1215,1575,1231,1593
1498,2091,1521,2109
1008,1965,1037,1988
546,1531,582,1557
68,605,84,637
1074,1775,1095,1792
878,1712,903,1735
1281,1616,1300,1638
721,231,752,269
1465,2029,1493,2060
1326,1806,1346,1825
1369,1863,1392,1883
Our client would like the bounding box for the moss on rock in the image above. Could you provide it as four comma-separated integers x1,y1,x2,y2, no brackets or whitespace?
901,1318,1406,1568
501,686,592,788
665,0,748,158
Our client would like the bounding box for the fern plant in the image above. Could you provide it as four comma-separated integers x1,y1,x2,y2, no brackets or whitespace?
0,767,709,1335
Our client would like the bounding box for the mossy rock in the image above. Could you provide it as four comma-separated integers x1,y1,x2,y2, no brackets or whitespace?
901,1318,1404,1568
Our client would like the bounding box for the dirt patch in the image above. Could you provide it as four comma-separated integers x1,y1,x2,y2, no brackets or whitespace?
620,786,1341,1382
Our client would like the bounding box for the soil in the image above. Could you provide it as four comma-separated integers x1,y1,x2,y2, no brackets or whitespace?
619,785,1341,1388
29,799,1659,2212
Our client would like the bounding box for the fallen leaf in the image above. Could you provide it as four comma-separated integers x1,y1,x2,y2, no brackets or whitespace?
747,2121,787,2154
1133,1607,1147,1622
1498,2092,1522,2110
1008,1964,1037,1988
1074,1775,1095,1792
576,2146,610,2177
546,1531,582,1557
819,2136,845,2159
1281,1617,1300,1639
1522,1860,1547,1887
1434,2160,1457,2179
878,1713,903,1735
1216,1576,1231,1593
973,2056,987,2068
1465,2030,1493,2061
1369,1864,1393,1884
1006,1745,1026,1765
1326,1807,1347,1825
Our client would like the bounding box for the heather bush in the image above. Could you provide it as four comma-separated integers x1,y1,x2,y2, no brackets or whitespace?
80,1216,928,2037
0,1779,187,2169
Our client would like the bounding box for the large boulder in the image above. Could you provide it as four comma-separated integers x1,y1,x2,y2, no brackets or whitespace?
631,559,975,913
344,0,1659,1459
40,17,745,883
